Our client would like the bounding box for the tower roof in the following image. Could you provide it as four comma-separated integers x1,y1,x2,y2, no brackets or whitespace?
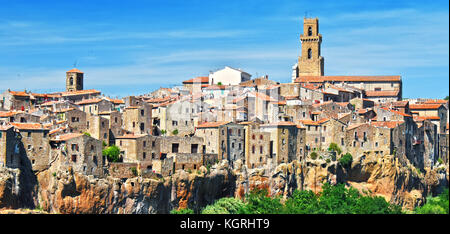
67,68,84,73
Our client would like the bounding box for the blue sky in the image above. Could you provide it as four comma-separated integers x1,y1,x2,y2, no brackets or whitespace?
0,0,448,98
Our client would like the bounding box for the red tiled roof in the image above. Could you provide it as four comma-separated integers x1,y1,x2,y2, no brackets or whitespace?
11,123,45,130
52,133,83,141
67,68,83,73
261,121,297,127
409,104,443,110
371,121,404,129
365,90,400,97
250,92,278,102
413,116,440,121
60,89,101,97
9,91,30,97
421,99,448,104
75,98,103,105
295,76,401,83
196,121,230,128
0,111,18,117
182,76,209,84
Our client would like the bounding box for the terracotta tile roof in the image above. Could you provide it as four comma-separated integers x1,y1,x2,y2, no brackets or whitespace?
67,68,83,73
270,100,286,105
337,102,350,107
52,133,83,141
9,90,30,97
53,108,75,113
295,75,401,83
0,111,18,117
409,104,443,110
297,118,330,126
283,95,300,100
371,121,404,129
250,92,278,102
31,93,60,98
261,121,297,127
204,84,228,90
312,100,333,108
106,97,125,104
347,123,367,130
75,98,103,105
365,90,400,97
182,76,209,84
196,121,230,128
60,89,101,97
40,100,66,106
11,123,45,130
380,107,412,117
413,116,440,121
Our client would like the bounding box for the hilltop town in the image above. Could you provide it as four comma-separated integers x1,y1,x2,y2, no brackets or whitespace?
0,18,448,213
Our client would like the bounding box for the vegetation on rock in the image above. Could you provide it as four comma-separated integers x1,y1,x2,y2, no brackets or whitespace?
102,145,121,162
415,189,449,214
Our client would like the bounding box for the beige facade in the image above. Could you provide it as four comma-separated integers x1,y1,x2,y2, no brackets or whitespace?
298,18,324,77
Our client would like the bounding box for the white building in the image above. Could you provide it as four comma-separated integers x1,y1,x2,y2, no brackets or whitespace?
209,66,251,86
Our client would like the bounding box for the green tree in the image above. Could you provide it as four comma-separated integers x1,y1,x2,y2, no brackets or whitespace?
103,145,121,162
328,143,342,155
83,132,91,137
238,188,284,214
339,153,353,168
310,151,318,160
201,197,245,214
161,129,167,135
415,189,449,214
172,129,179,135
444,96,449,101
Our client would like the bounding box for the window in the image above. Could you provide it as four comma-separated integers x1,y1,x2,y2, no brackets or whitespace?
27,132,31,137
143,152,146,159
172,121,177,126
87,121,90,129
71,155,77,162
307,48,312,59
143,141,146,147
308,26,312,36
172,143,179,153
90,145,95,152
259,135,263,140
260,146,263,154
341,138,344,146
104,133,107,139
152,141,155,147
27,145,31,150
69,77,73,85
324,126,327,132
115,117,118,123
252,134,255,140
238,129,241,136
231,142,235,148
252,145,255,154
375,142,379,147
238,143,242,150
141,110,145,116
375,88,382,91
191,144,198,153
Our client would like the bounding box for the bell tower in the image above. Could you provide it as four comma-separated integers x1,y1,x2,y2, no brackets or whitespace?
66,68,84,92
298,17,324,77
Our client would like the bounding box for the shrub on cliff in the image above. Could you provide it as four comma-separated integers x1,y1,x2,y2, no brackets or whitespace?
328,143,342,155
310,152,318,160
339,153,353,168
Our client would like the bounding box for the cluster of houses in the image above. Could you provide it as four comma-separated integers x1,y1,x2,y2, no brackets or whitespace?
1,18,448,180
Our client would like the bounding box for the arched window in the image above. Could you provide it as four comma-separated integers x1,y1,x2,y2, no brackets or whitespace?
69,77,73,85
308,26,312,36
307,48,312,59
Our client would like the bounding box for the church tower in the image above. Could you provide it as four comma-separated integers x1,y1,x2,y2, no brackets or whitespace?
297,18,324,77
66,68,84,92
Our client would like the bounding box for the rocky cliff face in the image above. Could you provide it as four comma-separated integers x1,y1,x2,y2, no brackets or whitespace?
0,154,448,213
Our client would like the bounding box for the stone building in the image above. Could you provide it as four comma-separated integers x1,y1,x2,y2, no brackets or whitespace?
50,133,104,177
11,123,50,171
0,90,32,111
66,68,84,92
59,89,102,103
345,123,392,160
296,17,324,77
209,66,251,86
0,111,40,123
76,98,113,116
86,115,110,144
195,121,230,160
240,121,271,169
98,110,123,145
260,121,304,165
115,134,157,167
122,103,152,135
225,123,245,164
0,125,20,168
60,108,87,133
410,103,447,134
